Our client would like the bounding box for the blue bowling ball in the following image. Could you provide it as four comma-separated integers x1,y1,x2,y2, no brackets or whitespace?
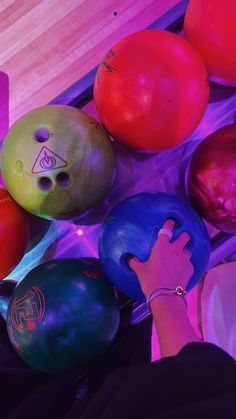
99,192,210,301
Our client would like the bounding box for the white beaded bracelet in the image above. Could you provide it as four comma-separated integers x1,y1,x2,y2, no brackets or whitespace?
146,286,187,311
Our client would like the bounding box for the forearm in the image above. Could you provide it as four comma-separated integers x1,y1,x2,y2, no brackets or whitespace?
150,295,202,358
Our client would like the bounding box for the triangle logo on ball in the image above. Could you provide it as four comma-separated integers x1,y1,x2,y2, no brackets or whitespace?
32,146,68,174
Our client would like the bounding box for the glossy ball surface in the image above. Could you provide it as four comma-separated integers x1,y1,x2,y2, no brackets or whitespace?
184,0,236,86
99,192,210,301
1,106,115,220
0,188,29,279
7,258,120,374
94,30,209,151
187,124,236,233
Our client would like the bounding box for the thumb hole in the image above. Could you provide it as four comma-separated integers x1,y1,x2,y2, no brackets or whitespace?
128,256,139,270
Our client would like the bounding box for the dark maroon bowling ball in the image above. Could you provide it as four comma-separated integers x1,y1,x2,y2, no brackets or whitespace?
187,124,236,233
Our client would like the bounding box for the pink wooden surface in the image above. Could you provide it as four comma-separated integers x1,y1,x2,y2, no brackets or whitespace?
0,0,180,127
0,71,9,139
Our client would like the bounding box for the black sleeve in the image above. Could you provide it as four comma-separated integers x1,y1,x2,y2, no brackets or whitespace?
2,316,152,419
75,342,236,419
3,309,236,419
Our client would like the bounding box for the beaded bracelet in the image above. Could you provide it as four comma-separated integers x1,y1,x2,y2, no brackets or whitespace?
146,286,187,311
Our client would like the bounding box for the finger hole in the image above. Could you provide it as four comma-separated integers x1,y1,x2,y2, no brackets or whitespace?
166,214,183,229
174,231,191,248
126,254,135,267
123,253,142,272
161,219,175,231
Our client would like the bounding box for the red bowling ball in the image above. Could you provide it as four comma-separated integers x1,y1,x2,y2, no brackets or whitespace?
94,29,209,152
184,0,236,86
0,188,29,279
186,124,236,234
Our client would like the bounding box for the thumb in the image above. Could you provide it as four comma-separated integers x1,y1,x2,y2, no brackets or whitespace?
129,256,140,270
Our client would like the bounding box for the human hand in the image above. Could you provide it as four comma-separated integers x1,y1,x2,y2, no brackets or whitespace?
129,219,194,297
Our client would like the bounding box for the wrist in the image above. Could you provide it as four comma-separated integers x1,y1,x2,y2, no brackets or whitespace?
149,294,187,311
146,286,187,311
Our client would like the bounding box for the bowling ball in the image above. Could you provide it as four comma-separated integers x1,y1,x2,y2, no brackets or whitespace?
0,313,31,370
7,258,120,374
94,29,209,152
186,124,236,234
0,280,17,320
184,0,236,86
99,192,210,301
0,105,115,220
0,188,29,279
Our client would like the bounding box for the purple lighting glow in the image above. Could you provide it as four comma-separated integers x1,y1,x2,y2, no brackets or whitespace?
0,71,9,141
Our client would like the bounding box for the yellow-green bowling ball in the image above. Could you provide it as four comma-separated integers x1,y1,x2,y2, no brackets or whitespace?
0,105,115,220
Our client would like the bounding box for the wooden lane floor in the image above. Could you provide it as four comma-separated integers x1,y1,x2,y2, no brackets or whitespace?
0,0,180,128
